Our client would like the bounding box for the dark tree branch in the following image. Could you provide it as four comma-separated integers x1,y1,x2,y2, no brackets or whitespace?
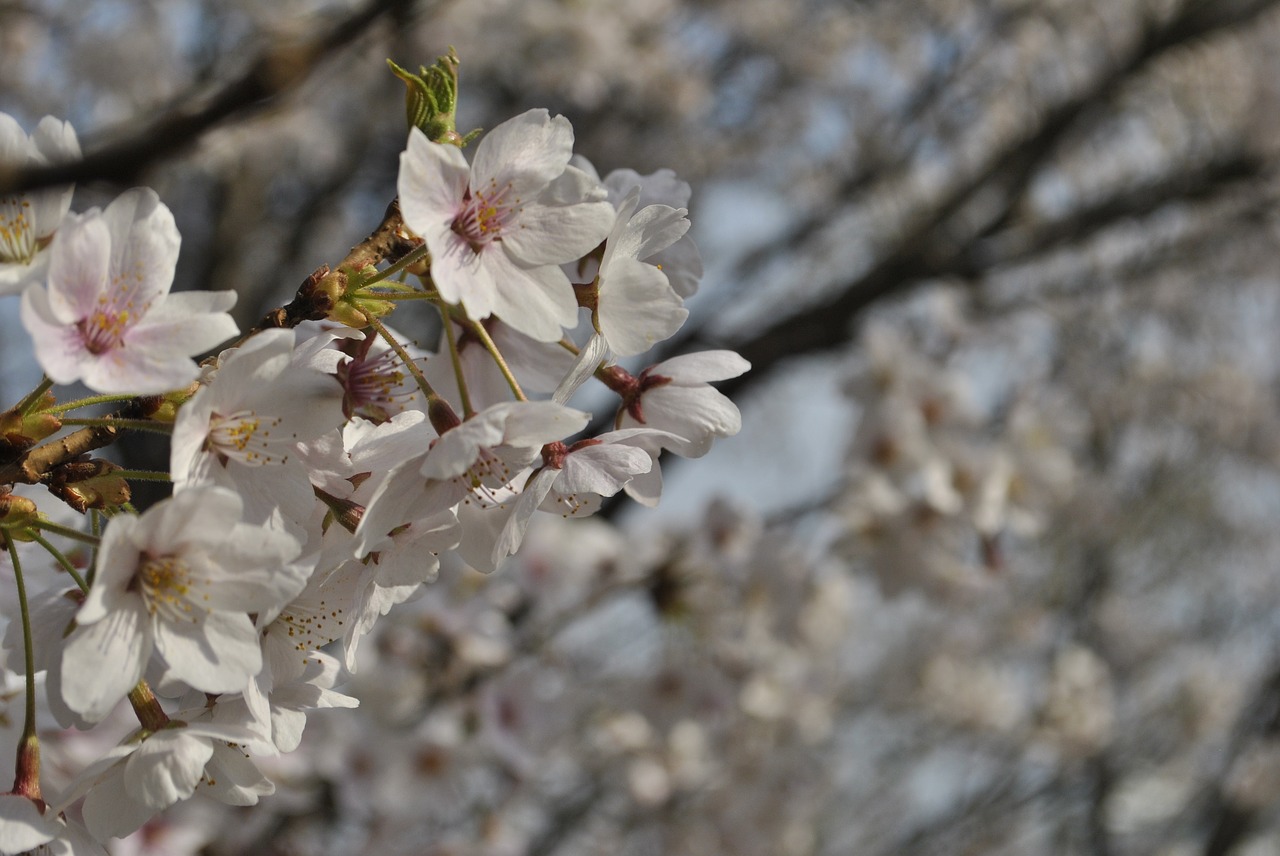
0,0,416,196
665,0,1280,395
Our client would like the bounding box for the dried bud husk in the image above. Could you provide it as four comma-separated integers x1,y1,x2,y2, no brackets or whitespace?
47,459,131,512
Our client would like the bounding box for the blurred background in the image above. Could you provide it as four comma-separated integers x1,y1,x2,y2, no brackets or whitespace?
5,0,1280,853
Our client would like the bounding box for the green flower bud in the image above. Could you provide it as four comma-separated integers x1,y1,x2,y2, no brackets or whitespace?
388,50,482,146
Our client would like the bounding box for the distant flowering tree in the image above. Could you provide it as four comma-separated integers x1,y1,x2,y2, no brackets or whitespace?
0,51,745,854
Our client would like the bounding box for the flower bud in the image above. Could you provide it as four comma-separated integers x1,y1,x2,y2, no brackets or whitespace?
388,51,481,146
0,394,62,462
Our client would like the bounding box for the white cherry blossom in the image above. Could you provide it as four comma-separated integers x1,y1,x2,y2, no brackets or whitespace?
61,487,309,722
398,109,615,341
169,328,344,537
0,112,79,295
20,188,238,393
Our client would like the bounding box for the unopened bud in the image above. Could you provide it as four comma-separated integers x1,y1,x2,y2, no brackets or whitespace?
0,490,39,527
0,394,62,462
388,51,482,146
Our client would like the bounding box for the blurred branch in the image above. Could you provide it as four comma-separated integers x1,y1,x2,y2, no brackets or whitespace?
953,153,1268,277
0,0,416,195
669,0,1280,400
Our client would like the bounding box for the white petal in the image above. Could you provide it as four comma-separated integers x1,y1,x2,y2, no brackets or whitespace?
100,187,180,310
155,610,262,694
472,109,573,197
44,211,111,322
123,728,213,809
598,257,688,357
397,126,469,239
61,605,149,722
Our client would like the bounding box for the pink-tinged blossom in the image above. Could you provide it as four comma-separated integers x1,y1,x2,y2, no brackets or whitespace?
397,109,615,342
20,188,238,394
0,112,79,295
60,487,309,722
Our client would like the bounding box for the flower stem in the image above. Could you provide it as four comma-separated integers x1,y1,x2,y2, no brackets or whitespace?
29,532,89,593
114,469,173,482
14,376,54,417
57,417,173,435
468,319,526,401
39,392,138,415
442,317,475,418
31,520,102,547
366,315,440,404
6,536,41,799
362,243,430,286
127,681,169,733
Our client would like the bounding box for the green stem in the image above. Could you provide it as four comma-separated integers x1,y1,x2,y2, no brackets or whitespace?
6,536,41,798
366,315,441,404
363,243,430,286
114,469,173,482
354,290,436,301
39,392,138,415
31,520,102,547
58,417,173,435
469,319,526,401
15,376,54,416
29,533,89,593
442,317,475,418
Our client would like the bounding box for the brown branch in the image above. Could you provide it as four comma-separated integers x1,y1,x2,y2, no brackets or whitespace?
0,0,416,196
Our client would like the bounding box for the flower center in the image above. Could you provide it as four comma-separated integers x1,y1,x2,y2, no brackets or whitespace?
138,554,206,622
207,409,290,466
451,180,521,252
0,195,35,264
77,307,132,355
338,348,417,422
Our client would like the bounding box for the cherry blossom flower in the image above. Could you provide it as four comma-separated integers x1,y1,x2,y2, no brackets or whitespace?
573,158,704,299
169,328,344,538
614,351,749,505
397,109,615,341
19,188,238,394
591,189,690,358
353,401,589,560
456,428,672,571
0,112,79,295
60,487,309,722
55,717,262,842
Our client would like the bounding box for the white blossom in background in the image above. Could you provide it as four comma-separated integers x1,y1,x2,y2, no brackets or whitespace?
19,188,238,393
0,112,79,295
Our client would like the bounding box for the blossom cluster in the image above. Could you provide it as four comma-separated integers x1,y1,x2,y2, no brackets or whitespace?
0,58,744,854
